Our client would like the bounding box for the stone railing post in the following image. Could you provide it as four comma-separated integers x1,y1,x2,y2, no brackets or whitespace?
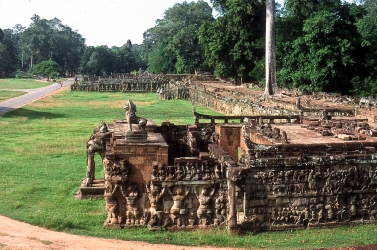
227,179,237,234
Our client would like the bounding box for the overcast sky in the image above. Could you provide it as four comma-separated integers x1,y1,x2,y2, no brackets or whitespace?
0,0,341,47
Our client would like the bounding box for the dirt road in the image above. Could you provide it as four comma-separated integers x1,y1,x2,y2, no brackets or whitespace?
0,215,241,250
0,78,73,115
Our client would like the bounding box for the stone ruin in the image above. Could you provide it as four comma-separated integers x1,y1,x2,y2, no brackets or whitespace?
76,99,377,233
71,73,377,124
70,73,196,95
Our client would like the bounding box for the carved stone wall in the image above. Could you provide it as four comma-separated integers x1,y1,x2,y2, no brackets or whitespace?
102,149,229,230
235,164,377,231
77,101,377,233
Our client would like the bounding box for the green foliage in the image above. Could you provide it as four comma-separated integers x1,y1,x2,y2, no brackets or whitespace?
276,0,366,94
198,0,265,82
33,60,63,81
0,28,4,42
0,43,12,73
0,90,25,101
147,42,177,74
0,78,53,89
19,15,85,74
143,0,214,74
15,70,23,79
80,44,145,76
352,7,377,97
1,26,24,74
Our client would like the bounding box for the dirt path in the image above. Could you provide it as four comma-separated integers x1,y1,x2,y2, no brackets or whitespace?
0,78,73,115
2,214,377,250
0,215,241,250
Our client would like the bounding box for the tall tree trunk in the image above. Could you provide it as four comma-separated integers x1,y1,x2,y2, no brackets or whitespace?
264,0,278,96
30,55,33,72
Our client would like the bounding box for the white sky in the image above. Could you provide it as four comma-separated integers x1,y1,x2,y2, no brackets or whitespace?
0,0,347,47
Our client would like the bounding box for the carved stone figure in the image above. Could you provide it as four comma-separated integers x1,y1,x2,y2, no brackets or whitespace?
146,182,165,215
201,162,211,180
186,130,199,156
148,213,159,229
174,163,185,181
188,212,196,226
214,194,226,226
123,182,140,225
307,170,317,192
268,207,277,225
325,201,335,222
184,162,193,180
168,185,190,215
85,121,112,186
195,186,215,225
104,181,120,224
103,158,128,179
124,100,147,131
151,161,167,181
191,162,201,180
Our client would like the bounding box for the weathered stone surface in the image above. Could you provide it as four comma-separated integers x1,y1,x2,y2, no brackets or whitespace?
76,95,377,234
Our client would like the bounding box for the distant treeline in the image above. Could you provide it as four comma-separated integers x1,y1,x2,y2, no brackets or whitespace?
1,0,377,96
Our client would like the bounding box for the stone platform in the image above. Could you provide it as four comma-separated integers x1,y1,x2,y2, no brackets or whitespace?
75,178,105,199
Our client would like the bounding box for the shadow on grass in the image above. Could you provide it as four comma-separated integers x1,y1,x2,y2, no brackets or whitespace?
2,107,66,119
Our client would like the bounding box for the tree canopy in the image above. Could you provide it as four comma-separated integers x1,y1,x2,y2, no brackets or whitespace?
275,0,373,95
18,15,85,74
79,43,145,76
199,0,266,82
33,60,63,81
143,0,214,74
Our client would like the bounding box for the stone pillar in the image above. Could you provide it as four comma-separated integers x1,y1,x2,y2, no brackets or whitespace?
227,179,237,234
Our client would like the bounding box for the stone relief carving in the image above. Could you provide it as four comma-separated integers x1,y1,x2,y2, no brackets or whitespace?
123,182,140,225
85,121,112,186
168,185,190,216
237,164,377,229
104,180,121,224
102,155,129,227
78,99,377,233
194,186,215,225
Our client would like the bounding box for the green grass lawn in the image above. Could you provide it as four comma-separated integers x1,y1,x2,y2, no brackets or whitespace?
0,89,376,249
0,78,59,89
0,90,27,101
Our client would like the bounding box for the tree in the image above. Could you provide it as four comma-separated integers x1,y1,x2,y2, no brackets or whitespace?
19,15,53,71
276,0,363,94
126,39,132,50
0,43,11,74
0,27,23,74
351,0,377,96
50,19,86,75
19,15,85,74
33,60,63,81
199,0,265,82
0,28,4,42
264,0,278,95
85,51,100,76
131,44,148,71
80,44,144,76
112,44,140,73
143,0,214,74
